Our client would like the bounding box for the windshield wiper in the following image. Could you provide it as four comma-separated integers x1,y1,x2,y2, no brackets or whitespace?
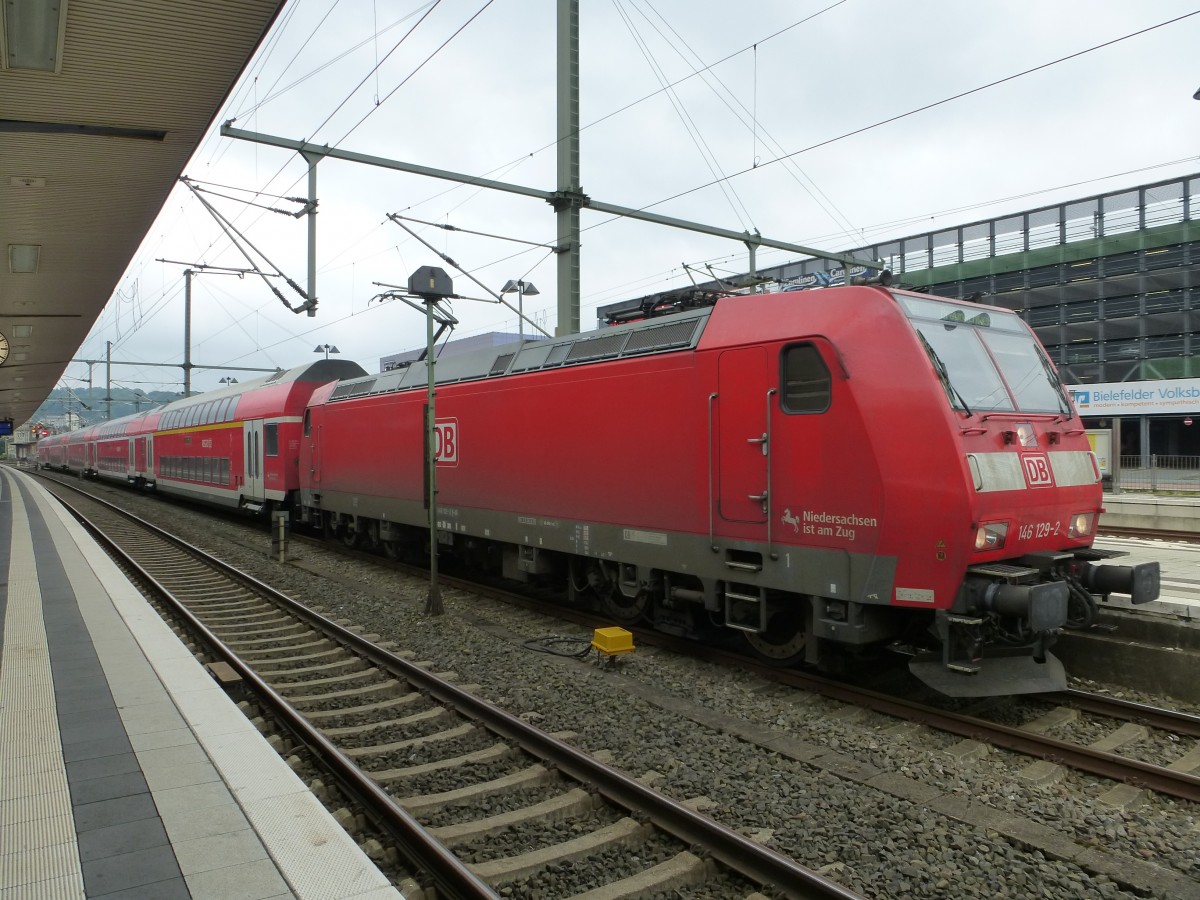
1037,352,1073,416
918,332,973,416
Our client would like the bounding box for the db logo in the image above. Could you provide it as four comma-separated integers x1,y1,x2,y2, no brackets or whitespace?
434,418,458,464
1021,453,1053,488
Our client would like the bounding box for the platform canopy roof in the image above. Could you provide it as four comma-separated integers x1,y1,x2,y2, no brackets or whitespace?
0,0,286,429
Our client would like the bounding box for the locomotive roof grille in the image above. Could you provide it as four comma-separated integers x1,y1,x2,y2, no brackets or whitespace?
565,332,626,362
327,307,711,402
489,352,516,375
543,342,573,366
624,318,702,353
508,344,555,373
329,378,376,399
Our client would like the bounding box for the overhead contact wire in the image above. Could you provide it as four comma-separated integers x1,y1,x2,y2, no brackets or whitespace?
628,9,1200,221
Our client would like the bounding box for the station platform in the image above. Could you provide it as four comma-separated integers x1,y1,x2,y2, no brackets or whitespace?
1101,491,1200,535
0,467,402,900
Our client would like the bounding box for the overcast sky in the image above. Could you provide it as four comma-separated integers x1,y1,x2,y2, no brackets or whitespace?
66,0,1200,400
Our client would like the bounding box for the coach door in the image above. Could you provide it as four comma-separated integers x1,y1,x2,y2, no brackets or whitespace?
244,419,265,499
717,347,770,525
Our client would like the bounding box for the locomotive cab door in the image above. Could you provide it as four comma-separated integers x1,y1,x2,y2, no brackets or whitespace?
244,419,265,500
305,409,321,486
717,347,769,525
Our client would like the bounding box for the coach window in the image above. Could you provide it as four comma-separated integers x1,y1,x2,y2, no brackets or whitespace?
780,343,831,413
264,423,279,456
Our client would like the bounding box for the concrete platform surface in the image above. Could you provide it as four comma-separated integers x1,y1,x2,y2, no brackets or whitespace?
0,467,403,900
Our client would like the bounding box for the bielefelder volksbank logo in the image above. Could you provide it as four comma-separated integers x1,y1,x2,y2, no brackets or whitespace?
1069,389,1090,409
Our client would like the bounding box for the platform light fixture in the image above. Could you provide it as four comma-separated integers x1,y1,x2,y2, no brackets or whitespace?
500,279,539,340
1,0,68,72
314,343,339,360
8,244,40,273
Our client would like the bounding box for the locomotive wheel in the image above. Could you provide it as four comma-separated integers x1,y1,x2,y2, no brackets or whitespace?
602,589,649,625
364,521,381,550
588,560,650,624
741,605,807,667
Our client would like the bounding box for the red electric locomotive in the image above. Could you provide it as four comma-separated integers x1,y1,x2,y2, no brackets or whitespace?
296,285,1158,696
39,360,364,513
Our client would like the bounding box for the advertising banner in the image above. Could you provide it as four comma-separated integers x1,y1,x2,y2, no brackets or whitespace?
1066,378,1200,417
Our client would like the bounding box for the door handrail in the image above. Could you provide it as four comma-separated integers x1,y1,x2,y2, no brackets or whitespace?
765,388,777,561
708,392,718,552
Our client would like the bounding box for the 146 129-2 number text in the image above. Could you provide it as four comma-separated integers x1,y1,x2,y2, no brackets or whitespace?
1018,521,1061,541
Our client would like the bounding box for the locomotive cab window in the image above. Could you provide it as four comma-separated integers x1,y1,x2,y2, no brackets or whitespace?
780,343,831,413
897,294,1072,415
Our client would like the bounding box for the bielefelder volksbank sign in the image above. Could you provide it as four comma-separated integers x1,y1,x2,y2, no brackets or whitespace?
1067,378,1200,416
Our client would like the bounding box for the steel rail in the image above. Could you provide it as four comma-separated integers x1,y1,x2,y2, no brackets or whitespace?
1049,689,1200,739
759,671,1200,803
47,481,862,900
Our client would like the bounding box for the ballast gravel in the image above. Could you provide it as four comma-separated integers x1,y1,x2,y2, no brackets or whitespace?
81,488,1200,900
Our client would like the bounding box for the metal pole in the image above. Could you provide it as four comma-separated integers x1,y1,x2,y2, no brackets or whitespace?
425,300,442,614
518,283,524,340
105,341,112,420
304,151,319,317
184,268,193,396
556,0,581,336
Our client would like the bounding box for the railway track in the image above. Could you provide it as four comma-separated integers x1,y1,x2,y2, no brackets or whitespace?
299,531,1200,806
1097,526,1200,544
780,676,1200,805
41,475,861,900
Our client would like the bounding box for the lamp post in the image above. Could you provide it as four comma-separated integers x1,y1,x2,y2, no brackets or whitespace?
500,280,539,339
371,267,458,616
314,343,340,360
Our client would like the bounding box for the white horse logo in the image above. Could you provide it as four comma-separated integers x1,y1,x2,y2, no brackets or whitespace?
781,508,801,533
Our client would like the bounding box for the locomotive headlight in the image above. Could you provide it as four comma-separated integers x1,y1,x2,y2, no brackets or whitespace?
1068,512,1095,538
974,522,1008,551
